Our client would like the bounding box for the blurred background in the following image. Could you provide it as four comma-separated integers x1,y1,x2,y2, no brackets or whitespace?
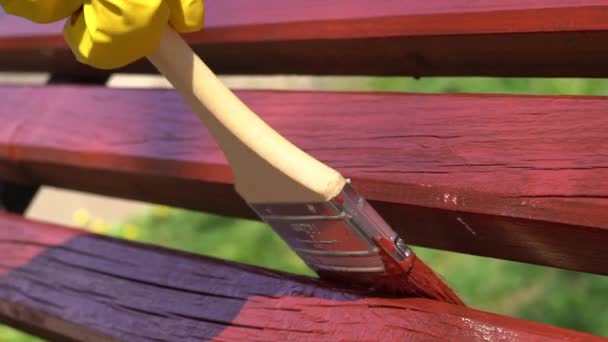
1,75,608,341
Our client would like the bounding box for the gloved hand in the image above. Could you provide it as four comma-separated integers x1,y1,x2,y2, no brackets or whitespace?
0,0,204,69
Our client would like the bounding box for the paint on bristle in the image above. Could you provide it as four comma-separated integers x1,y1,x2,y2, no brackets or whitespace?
370,241,463,305
373,230,463,305
384,251,464,305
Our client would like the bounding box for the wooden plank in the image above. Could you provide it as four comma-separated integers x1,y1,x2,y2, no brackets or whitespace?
0,212,604,341
4,1,608,76
1,85,607,275
0,69,108,216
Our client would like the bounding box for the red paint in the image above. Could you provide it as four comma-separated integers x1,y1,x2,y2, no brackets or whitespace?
0,212,82,276
217,296,604,341
1,86,607,275
192,6,608,43
373,241,465,305
4,2,608,76
0,212,602,340
5,1,608,39
201,0,608,28
0,12,64,36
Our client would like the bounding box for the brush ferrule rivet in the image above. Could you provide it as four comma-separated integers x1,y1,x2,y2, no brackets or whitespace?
395,238,412,258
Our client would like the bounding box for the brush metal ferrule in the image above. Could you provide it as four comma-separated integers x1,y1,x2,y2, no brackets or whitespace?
249,180,414,281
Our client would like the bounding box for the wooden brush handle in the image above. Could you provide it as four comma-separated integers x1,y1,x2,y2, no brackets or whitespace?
147,27,345,204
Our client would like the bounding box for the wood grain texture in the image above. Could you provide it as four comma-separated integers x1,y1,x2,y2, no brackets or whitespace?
0,86,607,275
0,212,604,341
4,1,608,76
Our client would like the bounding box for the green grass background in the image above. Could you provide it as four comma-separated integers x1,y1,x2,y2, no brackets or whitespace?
2,77,608,341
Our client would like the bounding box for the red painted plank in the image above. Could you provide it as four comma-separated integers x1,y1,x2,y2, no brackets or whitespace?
0,85,607,275
3,2,608,76
0,212,603,341
0,217,80,276
6,1,608,36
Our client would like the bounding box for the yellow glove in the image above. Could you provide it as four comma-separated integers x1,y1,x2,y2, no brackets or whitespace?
0,0,204,69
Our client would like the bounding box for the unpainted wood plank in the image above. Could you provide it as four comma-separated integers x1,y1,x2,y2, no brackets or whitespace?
0,212,604,341
3,1,608,76
0,86,607,275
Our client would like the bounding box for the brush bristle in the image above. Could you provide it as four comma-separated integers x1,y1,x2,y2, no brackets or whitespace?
403,254,464,305
369,252,464,305
318,252,464,305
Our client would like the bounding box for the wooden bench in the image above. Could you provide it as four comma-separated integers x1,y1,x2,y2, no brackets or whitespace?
1,1,607,340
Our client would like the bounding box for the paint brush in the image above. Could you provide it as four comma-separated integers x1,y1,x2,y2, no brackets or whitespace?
147,27,463,305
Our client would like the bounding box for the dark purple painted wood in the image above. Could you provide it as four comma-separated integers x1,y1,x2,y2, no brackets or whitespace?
0,213,603,341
